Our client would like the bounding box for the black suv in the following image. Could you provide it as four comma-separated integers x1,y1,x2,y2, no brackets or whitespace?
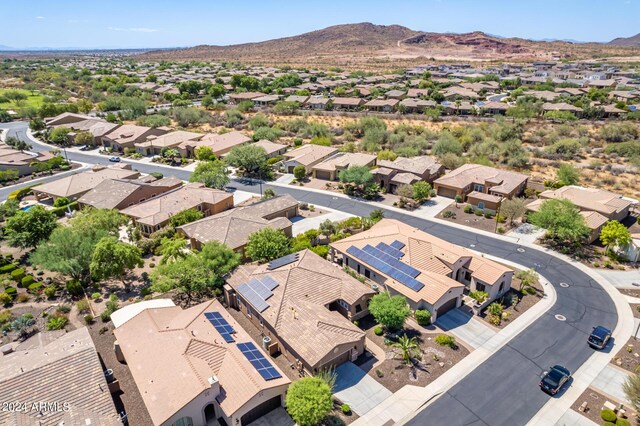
588,326,612,350
540,365,571,395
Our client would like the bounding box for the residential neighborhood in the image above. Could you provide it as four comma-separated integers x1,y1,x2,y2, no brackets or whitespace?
1,3,640,426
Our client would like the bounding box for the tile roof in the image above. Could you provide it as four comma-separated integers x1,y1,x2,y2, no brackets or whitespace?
377,156,443,176
78,176,183,210
538,186,633,217
135,130,203,149
0,328,120,426
331,219,512,304
434,164,528,195
313,152,376,172
114,300,290,425
283,145,338,166
120,183,233,226
227,250,373,368
33,165,140,198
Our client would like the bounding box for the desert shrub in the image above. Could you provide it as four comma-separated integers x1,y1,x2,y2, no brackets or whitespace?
435,334,456,348
46,316,68,330
442,210,456,218
374,325,384,336
100,310,111,322
415,309,432,326
44,285,57,298
341,404,351,415
0,293,11,306
27,282,43,293
21,275,35,287
616,419,631,426
464,205,473,213
11,268,25,282
16,293,31,303
66,280,84,297
4,286,16,297
91,292,101,300
0,264,16,273
0,309,12,324
76,299,90,313
600,409,617,422
84,314,94,325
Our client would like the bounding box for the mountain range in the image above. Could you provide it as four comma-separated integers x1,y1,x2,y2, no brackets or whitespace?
138,23,640,67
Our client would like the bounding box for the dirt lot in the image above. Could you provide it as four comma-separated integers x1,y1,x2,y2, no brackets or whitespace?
437,203,514,235
358,315,469,393
570,387,636,425
479,277,544,329
612,336,640,374
619,288,640,299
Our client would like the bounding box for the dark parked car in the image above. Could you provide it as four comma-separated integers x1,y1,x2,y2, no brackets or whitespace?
588,326,612,350
540,365,571,395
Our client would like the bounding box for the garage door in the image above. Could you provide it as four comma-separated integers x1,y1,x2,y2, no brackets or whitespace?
241,395,281,425
315,170,332,180
321,350,352,371
437,187,457,199
437,298,458,317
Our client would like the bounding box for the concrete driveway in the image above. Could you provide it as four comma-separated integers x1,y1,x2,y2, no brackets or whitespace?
436,308,497,349
333,362,392,416
246,407,293,426
596,269,640,288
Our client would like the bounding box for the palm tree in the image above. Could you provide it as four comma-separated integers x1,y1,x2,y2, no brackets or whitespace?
392,335,420,365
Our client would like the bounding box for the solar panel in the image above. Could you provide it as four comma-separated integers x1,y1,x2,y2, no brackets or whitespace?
346,246,425,292
390,240,405,250
247,278,273,300
204,312,236,343
267,253,300,270
258,275,279,291
362,245,420,278
237,342,282,381
376,242,404,258
237,283,269,313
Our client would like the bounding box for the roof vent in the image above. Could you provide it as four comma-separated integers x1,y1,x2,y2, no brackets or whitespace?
208,375,219,386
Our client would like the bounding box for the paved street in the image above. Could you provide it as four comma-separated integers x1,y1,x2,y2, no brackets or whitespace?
0,121,622,426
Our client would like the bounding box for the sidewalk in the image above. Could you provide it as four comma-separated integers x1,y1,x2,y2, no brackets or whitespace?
355,256,557,426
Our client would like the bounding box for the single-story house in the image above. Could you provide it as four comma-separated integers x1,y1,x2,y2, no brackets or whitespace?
121,183,234,235
252,140,288,159
102,125,169,152
312,152,377,181
44,112,95,127
0,328,120,426
399,98,437,113
177,194,298,254
372,156,444,193
113,299,290,426
252,94,281,106
0,146,55,176
364,99,399,113
330,219,513,322
178,131,252,158
282,144,338,174
434,164,528,209
304,96,331,110
135,130,204,156
33,164,140,201
78,176,183,210
225,249,375,375
331,97,364,110
228,92,266,104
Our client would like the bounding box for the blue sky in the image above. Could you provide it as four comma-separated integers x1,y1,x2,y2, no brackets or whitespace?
2,0,639,49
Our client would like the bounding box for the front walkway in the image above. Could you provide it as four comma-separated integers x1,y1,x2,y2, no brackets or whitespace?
333,362,392,416
556,409,599,426
436,308,497,350
590,364,632,405
506,223,546,246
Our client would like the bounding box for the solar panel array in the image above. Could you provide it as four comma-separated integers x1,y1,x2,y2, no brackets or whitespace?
267,252,300,270
390,240,405,250
204,312,236,343
237,342,282,381
361,245,420,277
376,242,405,259
346,246,424,292
237,276,280,313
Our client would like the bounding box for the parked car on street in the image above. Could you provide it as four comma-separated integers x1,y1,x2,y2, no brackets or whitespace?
588,326,612,350
540,365,571,395
109,156,121,162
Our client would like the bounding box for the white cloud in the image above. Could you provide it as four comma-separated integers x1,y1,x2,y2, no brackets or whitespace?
107,27,159,33
35,16,46,20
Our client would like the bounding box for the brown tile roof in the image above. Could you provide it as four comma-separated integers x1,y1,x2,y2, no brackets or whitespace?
104,124,161,145
313,152,376,172
227,250,372,368
252,140,288,156
178,194,297,249
377,156,442,176
120,183,233,226
434,164,528,196
33,166,140,199
180,131,251,156
78,177,183,210
580,210,608,229
114,300,290,425
283,145,338,166
135,130,203,149
538,186,633,218
331,219,511,304
0,328,120,426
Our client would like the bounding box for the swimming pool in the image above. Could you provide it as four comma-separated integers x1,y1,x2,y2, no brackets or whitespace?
20,205,35,212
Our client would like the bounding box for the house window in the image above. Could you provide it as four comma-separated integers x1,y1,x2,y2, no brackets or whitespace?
499,282,504,293
364,269,370,279
478,202,485,210
476,282,486,292
172,417,193,426
464,271,472,281
355,305,362,313
474,184,485,192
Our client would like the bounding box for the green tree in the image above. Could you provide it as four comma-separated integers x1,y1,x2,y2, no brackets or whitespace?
529,199,590,245
49,127,72,144
413,181,432,202
74,131,94,146
339,166,374,188
515,268,538,294
90,237,143,285
392,334,420,365
433,132,463,157
293,165,306,181
4,206,57,249
194,146,216,161
189,159,229,189
262,188,276,200
208,83,226,99
70,208,125,235
169,208,204,228
31,226,106,284
369,292,410,330
3,90,27,106
159,237,189,265
377,149,398,161
600,220,631,254
500,197,527,225
245,228,291,263
396,184,414,201
285,377,333,426
556,163,580,186
225,144,267,176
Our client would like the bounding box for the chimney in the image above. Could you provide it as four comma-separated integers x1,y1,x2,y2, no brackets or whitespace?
208,375,220,396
